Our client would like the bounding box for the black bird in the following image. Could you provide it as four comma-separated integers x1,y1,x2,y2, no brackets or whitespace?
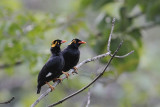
60,38,86,78
37,39,66,94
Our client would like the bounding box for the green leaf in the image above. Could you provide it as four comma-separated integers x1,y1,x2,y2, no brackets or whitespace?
92,0,112,10
102,2,123,19
125,0,139,11
128,28,142,48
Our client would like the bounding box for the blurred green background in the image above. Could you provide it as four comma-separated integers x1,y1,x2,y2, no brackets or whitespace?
0,0,160,107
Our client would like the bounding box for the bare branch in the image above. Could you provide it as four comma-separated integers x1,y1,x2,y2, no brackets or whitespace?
107,18,115,52
106,18,134,58
86,89,91,107
48,41,123,107
0,61,22,69
110,50,134,58
0,97,15,104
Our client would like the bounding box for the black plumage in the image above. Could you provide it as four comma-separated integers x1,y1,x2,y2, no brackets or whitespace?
58,39,86,78
37,39,66,94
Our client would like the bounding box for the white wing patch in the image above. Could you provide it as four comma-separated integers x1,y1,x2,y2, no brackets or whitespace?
46,72,52,77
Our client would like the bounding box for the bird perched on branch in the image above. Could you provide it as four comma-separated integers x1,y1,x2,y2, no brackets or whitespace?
37,39,66,94
57,38,86,79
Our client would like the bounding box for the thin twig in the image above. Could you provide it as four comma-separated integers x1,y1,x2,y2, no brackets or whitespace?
110,50,134,58
107,18,115,52
0,97,15,104
48,41,123,107
0,61,22,69
86,89,91,107
106,18,133,58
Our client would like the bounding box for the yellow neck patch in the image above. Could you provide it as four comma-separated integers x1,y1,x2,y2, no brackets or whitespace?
51,41,57,47
69,40,76,45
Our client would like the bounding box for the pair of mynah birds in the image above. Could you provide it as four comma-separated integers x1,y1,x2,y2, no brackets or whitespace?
37,39,86,94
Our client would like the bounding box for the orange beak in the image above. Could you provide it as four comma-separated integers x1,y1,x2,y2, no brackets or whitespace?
78,41,86,44
61,40,67,43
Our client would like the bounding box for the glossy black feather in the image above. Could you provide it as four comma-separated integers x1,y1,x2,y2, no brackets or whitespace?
62,45,80,72
37,40,65,94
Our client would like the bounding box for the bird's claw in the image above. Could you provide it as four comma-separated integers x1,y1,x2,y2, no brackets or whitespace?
54,78,63,83
46,82,54,91
72,67,78,75
62,71,69,79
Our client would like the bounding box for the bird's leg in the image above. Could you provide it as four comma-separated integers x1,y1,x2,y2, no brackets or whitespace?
46,82,54,91
62,71,69,79
54,78,63,83
72,67,78,75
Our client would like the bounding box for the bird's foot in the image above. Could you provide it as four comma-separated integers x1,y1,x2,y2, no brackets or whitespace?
62,71,69,79
46,82,54,91
54,78,63,83
72,67,78,75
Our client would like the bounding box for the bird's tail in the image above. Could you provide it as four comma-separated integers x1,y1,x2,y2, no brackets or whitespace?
37,86,41,94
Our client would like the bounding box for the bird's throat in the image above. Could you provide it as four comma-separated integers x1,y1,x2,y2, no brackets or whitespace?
50,47,61,55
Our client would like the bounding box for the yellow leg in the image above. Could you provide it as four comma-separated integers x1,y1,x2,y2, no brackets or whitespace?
72,67,78,75
62,71,70,79
54,78,63,83
46,82,54,91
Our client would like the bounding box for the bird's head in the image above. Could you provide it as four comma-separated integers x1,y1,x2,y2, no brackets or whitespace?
69,38,86,48
51,39,67,48
50,39,66,54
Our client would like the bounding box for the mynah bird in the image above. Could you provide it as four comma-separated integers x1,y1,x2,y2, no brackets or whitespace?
59,38,86,79
37,39,66,94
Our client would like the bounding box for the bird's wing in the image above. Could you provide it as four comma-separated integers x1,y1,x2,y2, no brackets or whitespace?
62,48,80,70
38,57,58,80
